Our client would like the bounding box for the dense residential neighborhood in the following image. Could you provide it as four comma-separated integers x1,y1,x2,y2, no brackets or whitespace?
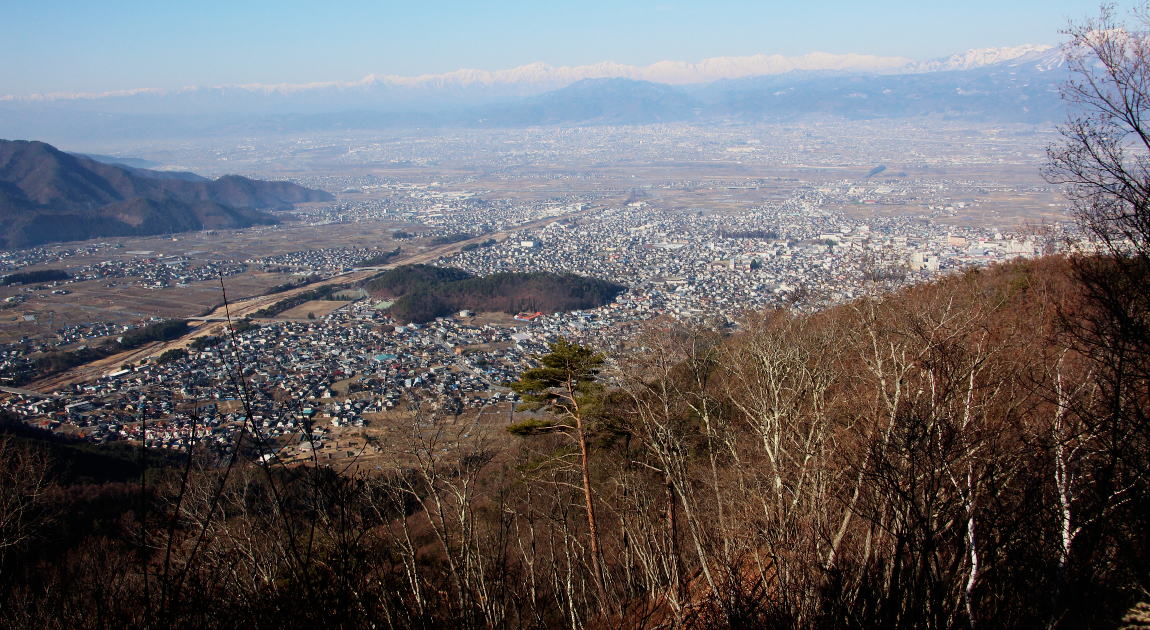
0,179,1052,452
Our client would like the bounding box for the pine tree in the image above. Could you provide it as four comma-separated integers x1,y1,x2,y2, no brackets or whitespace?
508,338,608,601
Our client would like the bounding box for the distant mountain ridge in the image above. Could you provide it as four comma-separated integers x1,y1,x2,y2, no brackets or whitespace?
73,153,164,170
477,78,702,126
0,43,1078,141
905,44,1058,72
0,139,333,248
2,44,1057,101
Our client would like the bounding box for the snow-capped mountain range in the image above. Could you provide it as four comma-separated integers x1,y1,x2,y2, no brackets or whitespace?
2,44,1064,103
0,43,1079,143
906,44,1060,72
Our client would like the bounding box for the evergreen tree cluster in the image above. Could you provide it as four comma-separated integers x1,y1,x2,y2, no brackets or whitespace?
0,269,71,286
367,264,625,323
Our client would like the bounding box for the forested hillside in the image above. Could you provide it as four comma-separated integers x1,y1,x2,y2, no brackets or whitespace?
2,255,1147,629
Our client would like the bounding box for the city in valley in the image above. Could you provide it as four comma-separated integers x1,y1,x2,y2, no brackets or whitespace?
9,2,1150,625
0,121,1068,466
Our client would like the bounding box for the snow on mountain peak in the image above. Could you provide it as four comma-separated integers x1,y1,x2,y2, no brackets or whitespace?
910,44,1058,72
3,44,1069,104
370,52,913,89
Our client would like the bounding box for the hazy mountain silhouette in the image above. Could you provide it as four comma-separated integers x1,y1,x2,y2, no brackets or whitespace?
72,153,165,170
475,78,701,126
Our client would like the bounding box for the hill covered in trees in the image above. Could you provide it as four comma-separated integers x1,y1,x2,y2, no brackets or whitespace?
0,139,333,247
364,264,626,323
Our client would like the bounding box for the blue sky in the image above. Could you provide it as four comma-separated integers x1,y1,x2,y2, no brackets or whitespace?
0,0,1111,95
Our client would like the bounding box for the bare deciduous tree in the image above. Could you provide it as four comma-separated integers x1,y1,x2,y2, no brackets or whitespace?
0,434,51,557
1046,4,1150,255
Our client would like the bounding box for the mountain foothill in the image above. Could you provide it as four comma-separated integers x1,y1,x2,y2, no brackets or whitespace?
0,139,333,248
